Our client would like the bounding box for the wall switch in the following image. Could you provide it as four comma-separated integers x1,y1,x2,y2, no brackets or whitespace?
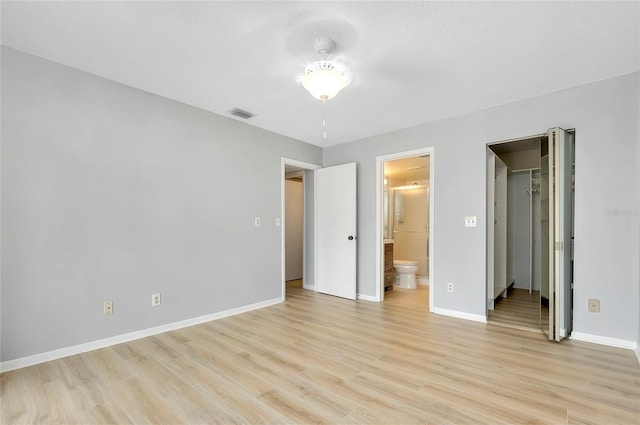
465,216,477,227
254,217,261,227
588,298,600,312
103,301,113,315
275,217,281,227
447,283,454,293
152,293,161,307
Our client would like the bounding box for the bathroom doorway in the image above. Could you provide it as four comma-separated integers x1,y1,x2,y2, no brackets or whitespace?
376,148,434,310
281,158,321,300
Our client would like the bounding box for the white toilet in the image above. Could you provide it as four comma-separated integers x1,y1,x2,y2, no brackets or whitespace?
393,260,419,289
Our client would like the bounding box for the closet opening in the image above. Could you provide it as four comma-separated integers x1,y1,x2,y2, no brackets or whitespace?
281,158,321,301
486,129,575,339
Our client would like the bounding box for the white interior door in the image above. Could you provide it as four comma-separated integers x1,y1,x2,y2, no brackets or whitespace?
315,162,357,299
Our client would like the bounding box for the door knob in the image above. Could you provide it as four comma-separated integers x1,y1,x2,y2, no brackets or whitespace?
348,236,354,240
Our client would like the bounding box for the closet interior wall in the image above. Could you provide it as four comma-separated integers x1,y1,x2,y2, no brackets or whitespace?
507,169,541,293
488,140,542,310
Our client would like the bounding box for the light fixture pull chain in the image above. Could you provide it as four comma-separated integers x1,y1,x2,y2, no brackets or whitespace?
322,98,327,139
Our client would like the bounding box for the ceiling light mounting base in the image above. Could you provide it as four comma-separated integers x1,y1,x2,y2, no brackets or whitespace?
313,37,336,55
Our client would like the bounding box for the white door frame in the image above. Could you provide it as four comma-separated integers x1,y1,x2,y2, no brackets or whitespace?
281,157,321,302
375,147,435,311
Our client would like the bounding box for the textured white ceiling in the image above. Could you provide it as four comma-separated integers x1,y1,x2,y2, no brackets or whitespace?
2,1,639,147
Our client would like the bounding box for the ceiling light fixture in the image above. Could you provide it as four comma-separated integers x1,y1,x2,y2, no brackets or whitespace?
300,38,352,102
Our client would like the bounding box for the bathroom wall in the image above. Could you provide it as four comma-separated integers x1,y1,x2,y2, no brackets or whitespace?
323,72,640,343
385,159,430,279
1,47,322,363
393,188,429,276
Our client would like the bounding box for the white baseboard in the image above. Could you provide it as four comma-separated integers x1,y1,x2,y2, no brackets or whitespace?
302,283,315,291
512,284,541,291
433,307,487,323
357,293,379,302
635,344,640,365
570,332,637,350
0,297,282,373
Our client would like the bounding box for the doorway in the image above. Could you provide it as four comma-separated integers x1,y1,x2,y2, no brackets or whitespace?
285,173,304,290
281,158,358,302
376,147,434,311
281,158,321,300
486,129,575,339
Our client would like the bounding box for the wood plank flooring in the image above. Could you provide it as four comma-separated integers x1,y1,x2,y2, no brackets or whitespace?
488,288,542,332
2,285,639,424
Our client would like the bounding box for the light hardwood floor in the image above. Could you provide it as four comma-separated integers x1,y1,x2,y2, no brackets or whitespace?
2,285,639,424
488,288,541,332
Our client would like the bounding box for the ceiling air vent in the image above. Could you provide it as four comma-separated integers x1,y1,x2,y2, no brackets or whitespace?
228,108,254,120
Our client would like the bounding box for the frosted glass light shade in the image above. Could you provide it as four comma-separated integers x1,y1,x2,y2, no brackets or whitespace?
301,60,352,101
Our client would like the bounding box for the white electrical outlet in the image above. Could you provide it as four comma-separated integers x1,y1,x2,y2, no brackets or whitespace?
254,217,261,227
275,217,281,227
447,283,454,293
152,293,161,307
588,298,600,313
103,301,113,315
465,216,477,227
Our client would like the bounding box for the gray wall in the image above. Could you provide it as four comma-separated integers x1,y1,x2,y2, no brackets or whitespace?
324,72,640,342
1,48,322,361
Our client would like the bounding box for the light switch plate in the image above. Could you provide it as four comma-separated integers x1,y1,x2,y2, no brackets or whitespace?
465,216,477,227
